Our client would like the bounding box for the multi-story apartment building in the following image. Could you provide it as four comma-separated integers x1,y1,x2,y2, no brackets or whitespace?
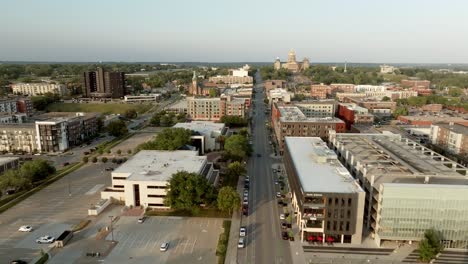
268,88,292,104
430,123,468,154
264,80,286,91
271,103,345,153
401,79,431,90
0,124,39,153
355,85,386,93
187,96,246,121
101,150,219,208
208,75,253,85
294,100,337,118
310,84,331,99
35,112,98,152
0,113,27,124
82,68,126,98
0,99,18,113
337,103,374,130
329,131,468,248
284,137,365,244
12,83,68,96
397,116,468,126
330,84,355,94
16,98,33,116
343,97,396,116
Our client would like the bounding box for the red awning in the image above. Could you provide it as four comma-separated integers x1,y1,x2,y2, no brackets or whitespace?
317,236,323,241
327,236,335,242
307,235,315,241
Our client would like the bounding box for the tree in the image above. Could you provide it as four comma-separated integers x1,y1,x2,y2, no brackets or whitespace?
0,159,54,192
117,149,122,155
101,157,108,163
224,135,251,160
209,88,217,97
137,128,192,151
227,161,246,178
217,186,240,214
392,106,409,118
82,156,89,163
106,120,128,137
92,157,98,163
124,109,138,119
419,229,443,262
382,96,391,101
127,149,132,154
164,171,217,210
220,116,248,127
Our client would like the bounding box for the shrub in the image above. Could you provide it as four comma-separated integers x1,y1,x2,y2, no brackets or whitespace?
101,157,108,163
91,157,98,163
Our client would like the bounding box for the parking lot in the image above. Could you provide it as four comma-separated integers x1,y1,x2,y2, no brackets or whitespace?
104,216,223,264
0,162,113,262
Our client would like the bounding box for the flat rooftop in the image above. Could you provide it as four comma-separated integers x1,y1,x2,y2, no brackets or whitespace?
278,106,344,123
285,137,364,194
113,150,206,182
400,115,467,122
436,123,468,134
35,112,99,122
173,121,225,136
330,132,468,186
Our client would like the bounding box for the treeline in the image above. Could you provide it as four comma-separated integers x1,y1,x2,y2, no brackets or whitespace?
0,160,56,194
260,66,291,80
303,65,384,85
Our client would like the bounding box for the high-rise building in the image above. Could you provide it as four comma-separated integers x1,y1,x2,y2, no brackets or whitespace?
82,68,125,98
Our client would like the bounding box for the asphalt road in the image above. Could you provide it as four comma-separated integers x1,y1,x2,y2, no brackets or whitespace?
237,72,293,264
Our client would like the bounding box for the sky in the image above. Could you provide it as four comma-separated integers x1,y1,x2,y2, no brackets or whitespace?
1,0,468,63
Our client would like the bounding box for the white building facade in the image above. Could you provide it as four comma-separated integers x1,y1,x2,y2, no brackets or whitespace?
12,83,68,96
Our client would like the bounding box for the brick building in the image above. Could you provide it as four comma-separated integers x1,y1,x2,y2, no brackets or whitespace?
264,80,286,91
310,84,331,99
187,96,246,121
337,103,374,130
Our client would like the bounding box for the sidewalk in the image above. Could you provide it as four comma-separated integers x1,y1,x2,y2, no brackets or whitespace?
224,175,244,264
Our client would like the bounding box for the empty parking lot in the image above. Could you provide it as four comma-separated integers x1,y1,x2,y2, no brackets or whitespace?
105,216,223,264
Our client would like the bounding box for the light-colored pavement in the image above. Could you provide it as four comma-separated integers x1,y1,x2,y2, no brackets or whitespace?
0,162,113,262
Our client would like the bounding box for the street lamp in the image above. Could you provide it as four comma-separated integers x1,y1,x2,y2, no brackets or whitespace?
109,215,114,243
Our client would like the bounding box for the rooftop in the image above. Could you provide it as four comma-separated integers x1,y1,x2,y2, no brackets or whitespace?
113,150,206,182
285,137,364,194
436,123,468,134
173,121,226,137
278,106,344,123
400,115,467,122
330,132,468,186
35,112,99,122
0,157,19,166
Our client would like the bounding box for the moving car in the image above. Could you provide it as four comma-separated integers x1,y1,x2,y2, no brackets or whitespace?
160,242,169,252
138,216,147,223
239,227,246,237
238,238,245,248
18,225,33,232
281,222,288,229
36,236,55,244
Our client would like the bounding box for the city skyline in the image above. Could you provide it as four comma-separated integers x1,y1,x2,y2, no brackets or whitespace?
1,0,468,63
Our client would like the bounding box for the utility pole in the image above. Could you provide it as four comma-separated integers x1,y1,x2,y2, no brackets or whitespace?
109,215,114,243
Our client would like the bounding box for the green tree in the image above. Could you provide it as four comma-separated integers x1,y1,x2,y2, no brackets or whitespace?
127,149,132,154
392,106,409,118
217,186,240,214
382,96,391,101
224,135,251,159
227,161,246,177
82,156,89,163
101,157,108,163
137,128,192,151
117,149,122,155
220,116,248,127
106,120,128,137
124,109,138,119
419,229,443,262
209,88,217,97
164,171,217,210
448,87,462,97
91,157,98,163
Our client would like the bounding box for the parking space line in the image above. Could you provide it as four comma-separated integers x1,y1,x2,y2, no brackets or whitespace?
190,238,197,254
183,238,191,254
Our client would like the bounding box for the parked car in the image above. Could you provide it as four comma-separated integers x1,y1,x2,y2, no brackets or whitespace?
105,167,114,171
281,222,288,229
282,231,289,240
242,205,248,216
18,225,33,232
138,216,147,223
279,214,285,220
238,238,245,248
10,260,27,264
243,189,249,195
276,192,282,198
36,236,55,244
63,162,70,166
160,242,169,252
239,227,246,237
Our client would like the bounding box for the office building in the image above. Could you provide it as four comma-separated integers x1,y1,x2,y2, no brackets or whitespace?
430,123,468,154
12,83,68,96
101,150,219,208
271,103,345,153
329,131,468,248
294,100,337,118
82,68,126,98
173,121,228,154
264,80,286,91
0,157,19,175
284,137,365,244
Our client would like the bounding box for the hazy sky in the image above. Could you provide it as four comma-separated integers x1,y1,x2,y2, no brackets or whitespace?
1,0,468,63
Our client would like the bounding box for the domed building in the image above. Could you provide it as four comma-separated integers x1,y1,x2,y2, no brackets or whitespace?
273,49,310,73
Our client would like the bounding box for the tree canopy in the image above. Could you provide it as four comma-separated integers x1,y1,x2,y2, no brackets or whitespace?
224,135,251,160
137,128,192,151
106,120,128,137
150,111,187,127
124,109,138,119
419,229,443,262
217,186,240,214
164,171,217,210
31,93,60,110
220,116,248,127
0,159,55,192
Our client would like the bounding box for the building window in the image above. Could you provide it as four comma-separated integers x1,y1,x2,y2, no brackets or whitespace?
148,203,164,206
147,194,165,198
346,222,350,231
112,177,126,180
328,198,332,205
147,185,167,189
348,198,352,206
113,185,124,188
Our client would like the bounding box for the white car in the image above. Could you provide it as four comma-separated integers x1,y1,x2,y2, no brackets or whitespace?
280,214,285,220
36,236,55,244
18,225,33,232
238,238,245,248
276,192,282,198
239,227,246,237
160,242,169,252
243,189,249,195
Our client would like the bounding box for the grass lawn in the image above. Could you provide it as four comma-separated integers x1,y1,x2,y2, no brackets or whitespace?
146,208,231,218
46,103,152,115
